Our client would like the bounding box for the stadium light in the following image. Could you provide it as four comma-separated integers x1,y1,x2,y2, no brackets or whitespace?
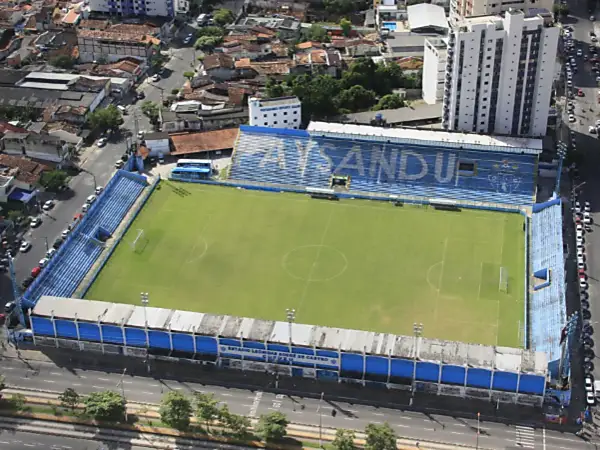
140,292,149,342
411,323,423,401
286,308,296,347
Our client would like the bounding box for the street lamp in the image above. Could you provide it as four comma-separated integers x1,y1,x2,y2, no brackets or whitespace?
140,292,149,341
411,323,424,404
117,368,127,422
286,308,295,347
317,392,324,447
476,412,480,449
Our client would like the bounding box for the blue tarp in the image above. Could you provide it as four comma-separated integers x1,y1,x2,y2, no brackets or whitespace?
8,188,35,203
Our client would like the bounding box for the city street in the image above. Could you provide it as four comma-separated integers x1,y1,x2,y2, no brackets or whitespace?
0,429,153,450
0,356,588,450
0,44,197,295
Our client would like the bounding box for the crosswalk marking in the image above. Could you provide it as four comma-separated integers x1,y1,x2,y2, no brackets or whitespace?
516,425,536,448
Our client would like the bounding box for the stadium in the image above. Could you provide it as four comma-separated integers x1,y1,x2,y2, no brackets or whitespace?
19,122,570,410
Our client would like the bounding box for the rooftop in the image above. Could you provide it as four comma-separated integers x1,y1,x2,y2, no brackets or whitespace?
203,53,235,71
170,128,239,155
407,4,449,31
77,29,158,45
336,103,443,126
306,122,543,154
250,96,299,107
0,85,97,109
32,295,548,376
0,154,49,184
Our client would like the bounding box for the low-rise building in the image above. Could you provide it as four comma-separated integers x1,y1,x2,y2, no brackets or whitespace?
422,37,448,105
202,54,236,81
0,125,75,164
142,131,170,157
88,0,174,18
248,96,301,129
0,154,49,204
77,28,159,63
170,128,238,158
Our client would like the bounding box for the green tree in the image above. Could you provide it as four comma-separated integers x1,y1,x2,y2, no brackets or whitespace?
194,392,220,431
141,100,159,123
340,18,352,37
332,429,356,450
197,26,225,38
256,411,289,442
40,170,68,192
59,388,80,412
0,375,5,391
323,0,368,14
365,423,397,450
87,105,123,131
213,8,235,26
171,88,180,94
10,393,26,411
83,391,126,422
183,71,195,80
306,24,330,43
266,77,292,98
195,35,223,52
335,85,376,112
219,404,250,436
7,210,23,224
159,391,192,430
291,74,341,119
373,93,405,111
49,55,75,69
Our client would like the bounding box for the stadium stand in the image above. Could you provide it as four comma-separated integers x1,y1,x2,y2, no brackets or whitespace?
22,171,147,306
230,126,539,206
529,199,566,365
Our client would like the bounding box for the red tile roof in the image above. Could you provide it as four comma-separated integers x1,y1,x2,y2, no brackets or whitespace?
170,128,239,155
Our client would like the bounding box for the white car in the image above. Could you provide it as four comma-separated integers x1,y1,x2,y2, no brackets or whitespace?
42,200,54,211
587,391,596,406
82,204,89,213
586,376,594,392
577,236,585,245
19,241,31,253
577,223,584,233
567,80,573,87
86,194,97,205
567,73,573,80
95,186,104,195
150,74,160,82
580,279,589,290
137,130,146,140
46,248,57,259
578,49,583,56
592,15,596,21
590,126,597,134
39,258,49,268
585,201,591,212
575,200,581,211
115,160,125,169
96,137,107,147
30,217,41,228
569,114,576,122
579,261,587,270
61,229,70,239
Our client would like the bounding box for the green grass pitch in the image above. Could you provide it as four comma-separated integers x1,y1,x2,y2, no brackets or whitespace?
85,182,526,347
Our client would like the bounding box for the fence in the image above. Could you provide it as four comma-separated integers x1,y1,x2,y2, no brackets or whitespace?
74,175,161,299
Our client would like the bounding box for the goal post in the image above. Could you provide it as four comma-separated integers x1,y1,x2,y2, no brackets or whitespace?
131,229,147,253
499,266,508,293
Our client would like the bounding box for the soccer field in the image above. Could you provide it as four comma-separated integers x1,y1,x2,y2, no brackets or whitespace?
85,181,526,347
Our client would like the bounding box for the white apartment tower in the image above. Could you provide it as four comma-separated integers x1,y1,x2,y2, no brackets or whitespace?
248,97,302,129
450,0,553,23
441,10,558,137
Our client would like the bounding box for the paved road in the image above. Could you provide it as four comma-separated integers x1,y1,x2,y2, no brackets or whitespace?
0,429,153,450
0,357,588,450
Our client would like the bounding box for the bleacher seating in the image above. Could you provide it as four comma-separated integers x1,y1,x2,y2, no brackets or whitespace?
23,171,147,305
530,200,566,363
230,127,537,205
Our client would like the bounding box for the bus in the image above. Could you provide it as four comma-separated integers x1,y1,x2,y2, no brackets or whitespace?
176,159,212,169
171,159,213,181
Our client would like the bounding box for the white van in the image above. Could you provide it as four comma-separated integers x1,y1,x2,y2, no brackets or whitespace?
196,13,207,24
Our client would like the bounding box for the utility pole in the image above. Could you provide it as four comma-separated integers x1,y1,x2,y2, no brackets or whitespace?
411,323,423,405
476,412,480,449
318,391,324,448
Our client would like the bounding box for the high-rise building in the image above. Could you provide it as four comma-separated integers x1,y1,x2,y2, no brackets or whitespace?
88,0,177,17
450,0,553,23
441,9,558,137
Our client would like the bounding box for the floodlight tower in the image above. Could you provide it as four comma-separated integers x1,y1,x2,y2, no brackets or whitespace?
411,323,424,402
140,292,149,345
286,308,296,348
556,141,567,194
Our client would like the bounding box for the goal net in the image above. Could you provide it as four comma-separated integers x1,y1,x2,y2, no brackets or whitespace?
499,266,508,293
131,229,147,253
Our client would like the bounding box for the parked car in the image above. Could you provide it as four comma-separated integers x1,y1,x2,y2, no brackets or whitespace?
4,301,15,313
19,241,31,253
52,238,63,250
580,278,589,290
21,276,34,289
587,391,596,406
42,200,54,211
96,137,108,147
86,194,97,205
61,229,70,239
82,204,89,213
95,186,104,195
137,91,145,100
31,266,41,278
38,258,49,268
46,248,57,259
115,160,125,169
150,74,160,82
30,217,41,228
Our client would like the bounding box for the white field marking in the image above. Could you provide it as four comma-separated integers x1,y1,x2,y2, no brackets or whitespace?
543,427,546,450
249,391,262,418
425,261,443,292
434,237,449,325
296,210,335,314
373,413,385,416
142,391,154,395
97,378,110,381
42,380,55,383
49,372,62,376
450,432,464,435
476,261,484,303
122,380,133,384
221,393,232,397
72,383,81,387
92,386,105,389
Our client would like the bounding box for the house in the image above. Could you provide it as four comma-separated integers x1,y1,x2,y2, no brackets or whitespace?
293,49,343,77
170,128,238,158
78,19,109,31
0,7,24,25
61,8,80,27
202,54,236,81
142,131,170,157
235,58,295,79
160,107,248,133
0,128,72,163
331,38,381,57
0,154,49,204
220,40,271,60
236,16,301,39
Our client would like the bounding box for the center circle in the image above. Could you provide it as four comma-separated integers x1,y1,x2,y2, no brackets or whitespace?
282,245,348,282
